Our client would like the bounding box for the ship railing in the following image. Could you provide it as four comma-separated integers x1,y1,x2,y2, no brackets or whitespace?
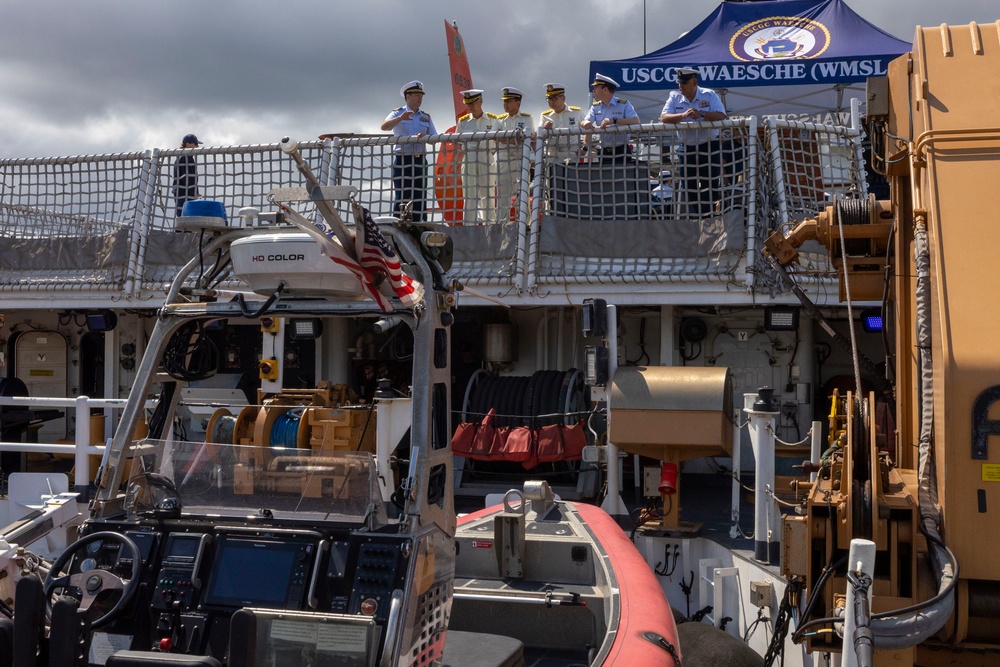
0,151,148,294
0,142,337,297
140,141,336,294
325,130,531,291
327,122,765,293
756,102,869,293
148,127,763,294
525,118,759,292
0,117,865,301
0,394,156,494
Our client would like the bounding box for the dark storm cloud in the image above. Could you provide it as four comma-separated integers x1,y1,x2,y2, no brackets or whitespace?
0,0,995,158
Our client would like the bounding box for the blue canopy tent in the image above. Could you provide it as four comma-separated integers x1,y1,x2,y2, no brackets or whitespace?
589,0,910,123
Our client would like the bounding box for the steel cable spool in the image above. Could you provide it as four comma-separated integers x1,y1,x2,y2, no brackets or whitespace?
836,196,871,257
233,406,257,447
206,409,236,444
270,409,303,448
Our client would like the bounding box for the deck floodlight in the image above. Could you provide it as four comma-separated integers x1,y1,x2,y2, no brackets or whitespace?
86,309,118,333
585,344,609,386
289,318,323,340
582,298,608,338
861,307,883,333
764,306,799,332
420,230,454,271
420,231,449,248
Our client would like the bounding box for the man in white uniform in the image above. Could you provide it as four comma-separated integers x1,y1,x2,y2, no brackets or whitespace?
538,83,583,162
456,89,498,224
494,87,535,223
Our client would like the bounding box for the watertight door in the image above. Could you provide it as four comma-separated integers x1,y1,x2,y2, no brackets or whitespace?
13,330,68,442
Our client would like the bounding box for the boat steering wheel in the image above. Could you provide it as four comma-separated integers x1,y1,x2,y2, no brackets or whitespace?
43,531,142,629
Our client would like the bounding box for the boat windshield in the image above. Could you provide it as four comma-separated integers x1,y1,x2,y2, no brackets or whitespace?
120,438,383,526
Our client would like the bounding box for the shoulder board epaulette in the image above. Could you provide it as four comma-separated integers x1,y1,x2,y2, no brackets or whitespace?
542,109,554,116
569,105,581,111
458,113,471,121
616,97,628,103
518,112,531,117
497,113,510,119
485,112,500,118
592,100,600,106
394,106,405,112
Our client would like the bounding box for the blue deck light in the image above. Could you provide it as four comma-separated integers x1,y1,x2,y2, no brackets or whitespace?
861,307,883,333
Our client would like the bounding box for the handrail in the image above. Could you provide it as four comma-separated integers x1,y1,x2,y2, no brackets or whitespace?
0,395,154,492
0,114,868,297
912,127,1000,159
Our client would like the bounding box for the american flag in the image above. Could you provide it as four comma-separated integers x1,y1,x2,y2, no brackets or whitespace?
352,203,424,310
321,239,394,311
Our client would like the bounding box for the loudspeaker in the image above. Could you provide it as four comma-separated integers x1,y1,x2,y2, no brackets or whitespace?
679,318,707,343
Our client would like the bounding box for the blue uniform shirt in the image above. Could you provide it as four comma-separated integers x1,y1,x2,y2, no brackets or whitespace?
384,107,437,155
584,97,638,147
662,87,726,145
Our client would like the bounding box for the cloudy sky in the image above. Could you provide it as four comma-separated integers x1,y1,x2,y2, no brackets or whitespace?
0,0,994,158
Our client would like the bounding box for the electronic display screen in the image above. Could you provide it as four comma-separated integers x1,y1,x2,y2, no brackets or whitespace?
202,535,313,609
164,534,201,560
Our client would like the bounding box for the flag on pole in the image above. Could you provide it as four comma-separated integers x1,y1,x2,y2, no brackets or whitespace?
353,203,424,309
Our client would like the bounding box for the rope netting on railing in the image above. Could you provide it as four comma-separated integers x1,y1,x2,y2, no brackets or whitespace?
754,117,869,296
0,152,148,291
138,142,334,291
0,117,864,296
330,131,530,287
530,120,756,286
765,118,867,227
149,142,329,232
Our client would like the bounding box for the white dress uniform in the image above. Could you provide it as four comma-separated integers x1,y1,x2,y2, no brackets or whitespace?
539,106,583,161
494,88,536,223
457,90,498,223
538,83,583,162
